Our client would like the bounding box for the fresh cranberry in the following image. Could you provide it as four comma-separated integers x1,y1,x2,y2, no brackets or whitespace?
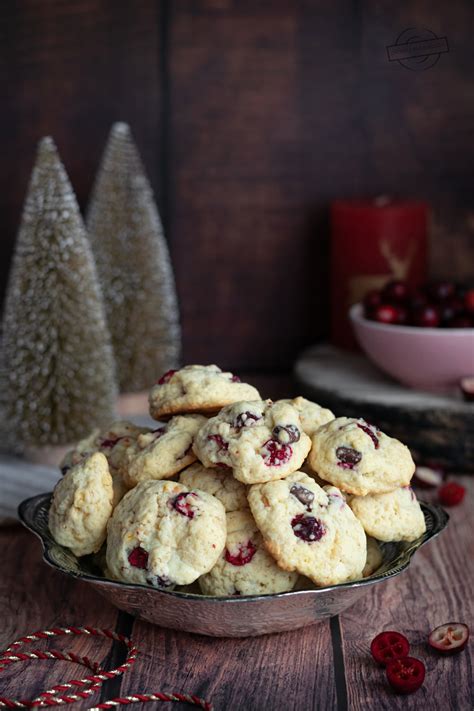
409,289,428,311
128,546,149,569
372,304,400,325
291,514,326,542
428,622,469,655
438,481,466,507
363,290,382,317
234,411,261,429
230,374,241,382
382,280,410,303
426,280,456,302
336,446,362,469
464,288,474,314
272,424,300,444
448,314,473,328
386,656,425,694
395,305,409,325
157,369,177,385
261,439,292,467
356,422,379,449
225,540,257,566
411,305,441,328
207,434,229,452
370,631,410,666
290,483,314,511
171,492,198,518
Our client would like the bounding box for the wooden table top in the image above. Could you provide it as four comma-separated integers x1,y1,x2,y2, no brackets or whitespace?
0,477,471,710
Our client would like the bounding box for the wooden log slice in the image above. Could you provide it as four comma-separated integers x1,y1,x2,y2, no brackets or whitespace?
294,345,474,473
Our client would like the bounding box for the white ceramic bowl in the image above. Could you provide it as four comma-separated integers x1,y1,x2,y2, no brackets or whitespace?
350,303,474,391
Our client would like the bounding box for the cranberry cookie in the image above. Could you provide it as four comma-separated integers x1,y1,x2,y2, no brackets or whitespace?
247,471,366,586
149,364,260,419
60,421,150,506
106,479,226,588
121,415,206,488
199,509,298,596
193,400,311,484
349,487,426,542
279,396,334,436
308,417,415,496
49,452,114,557
179,462,248,512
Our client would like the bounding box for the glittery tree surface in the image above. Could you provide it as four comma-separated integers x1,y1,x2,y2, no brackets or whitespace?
1,137,118,448
86,122,181,393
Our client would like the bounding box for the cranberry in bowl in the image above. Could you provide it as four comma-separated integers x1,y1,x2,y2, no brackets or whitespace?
349,303,474,392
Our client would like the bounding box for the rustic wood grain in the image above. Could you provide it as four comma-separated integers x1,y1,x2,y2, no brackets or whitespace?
0,526,118,708
0,0,163,299
119,618,337,711
340,477,474,710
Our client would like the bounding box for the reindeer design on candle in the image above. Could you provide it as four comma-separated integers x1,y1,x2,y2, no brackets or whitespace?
347,239,417,307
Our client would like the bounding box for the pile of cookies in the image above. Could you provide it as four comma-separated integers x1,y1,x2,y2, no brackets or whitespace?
49,364,426,596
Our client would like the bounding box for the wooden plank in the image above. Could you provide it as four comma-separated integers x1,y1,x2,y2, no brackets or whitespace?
0,526,119,707
0,0,163,299
339,476,474,710
119,618,337,711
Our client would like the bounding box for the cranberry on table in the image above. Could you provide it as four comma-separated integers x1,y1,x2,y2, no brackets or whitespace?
370,631,410,666
428,622,469,654
386,656,425,694
438,481,466,507
411,305,441,328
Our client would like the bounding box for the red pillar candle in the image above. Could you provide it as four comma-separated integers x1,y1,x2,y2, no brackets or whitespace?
330,198,429,349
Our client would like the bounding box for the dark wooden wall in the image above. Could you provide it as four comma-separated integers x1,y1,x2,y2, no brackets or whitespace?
2,1,474,371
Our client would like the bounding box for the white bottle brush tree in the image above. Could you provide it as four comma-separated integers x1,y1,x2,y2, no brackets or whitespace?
86,122,181,393
0,137,117,450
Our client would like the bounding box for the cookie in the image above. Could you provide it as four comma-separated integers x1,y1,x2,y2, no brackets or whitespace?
308,417,415,496
279,397,334,436
106,479,226,588
49,452,114,557
121,415,206,488
60,421,151,506
193,399,312,484
247,471,366,586
179,462,248,512
349,487,426,542
199,509,298,596
363,536,383,577
149,364,261,419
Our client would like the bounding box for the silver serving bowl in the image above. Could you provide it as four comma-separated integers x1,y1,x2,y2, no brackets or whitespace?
19,493,448,638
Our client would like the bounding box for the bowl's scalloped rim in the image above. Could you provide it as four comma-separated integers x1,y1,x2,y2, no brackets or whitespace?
18,492,449,605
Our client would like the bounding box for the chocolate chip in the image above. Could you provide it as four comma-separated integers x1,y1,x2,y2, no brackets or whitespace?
290,483,314,511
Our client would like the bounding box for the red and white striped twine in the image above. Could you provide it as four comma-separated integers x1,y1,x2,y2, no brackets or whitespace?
0,627,213,711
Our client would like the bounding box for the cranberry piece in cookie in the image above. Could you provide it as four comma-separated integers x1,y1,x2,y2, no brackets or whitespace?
290,483,315,511
234,411,262,429
273,424,301,444
224,540,257,566
171,492,199,518
157,369,177,385
291,514,326,542
336,446,362,468
356,422,380,449
207,434,229,452
261,439,292,467
128,546,149,569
